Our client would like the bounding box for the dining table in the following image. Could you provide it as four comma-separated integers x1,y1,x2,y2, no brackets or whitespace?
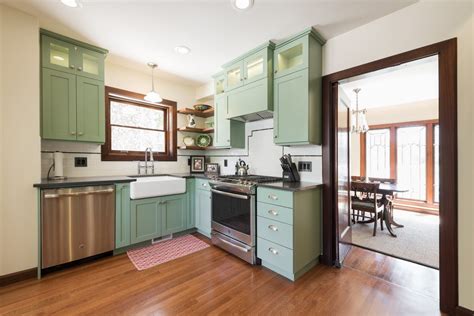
351,181,409,237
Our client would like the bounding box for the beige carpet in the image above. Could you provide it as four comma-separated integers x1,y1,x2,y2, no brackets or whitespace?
351,209,439,268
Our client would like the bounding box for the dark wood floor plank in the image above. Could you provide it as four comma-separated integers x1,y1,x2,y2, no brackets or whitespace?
0,234,441,315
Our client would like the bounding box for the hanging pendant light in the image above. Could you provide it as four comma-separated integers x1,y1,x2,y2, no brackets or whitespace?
144,62,163,103
351,88,369,134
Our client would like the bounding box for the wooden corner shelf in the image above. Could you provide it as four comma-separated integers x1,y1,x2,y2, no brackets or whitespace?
177,107,214,118
178,127,214,133
178,145,216,150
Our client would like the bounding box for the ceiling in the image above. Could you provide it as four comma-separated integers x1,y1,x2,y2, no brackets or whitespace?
3,0,417,85
340,56,438,109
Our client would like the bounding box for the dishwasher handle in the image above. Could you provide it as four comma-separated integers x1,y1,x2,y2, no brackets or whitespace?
44,188,114,199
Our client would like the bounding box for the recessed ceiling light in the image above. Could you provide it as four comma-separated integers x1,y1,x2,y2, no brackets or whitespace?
60,0,82,8
174,46,191,55
232,0,254,10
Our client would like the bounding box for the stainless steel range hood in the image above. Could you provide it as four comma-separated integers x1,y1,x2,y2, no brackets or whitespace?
228,110,273,122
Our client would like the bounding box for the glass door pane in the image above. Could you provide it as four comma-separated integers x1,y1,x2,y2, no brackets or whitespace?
366,129,391,178
41,35,76,74
225,62,243,91
77,47,104,80
434,124,440,203
397,126,427,200
244,50,266,85
49,42,70,68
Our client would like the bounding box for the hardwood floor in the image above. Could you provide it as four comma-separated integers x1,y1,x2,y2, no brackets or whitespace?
0,234,441,315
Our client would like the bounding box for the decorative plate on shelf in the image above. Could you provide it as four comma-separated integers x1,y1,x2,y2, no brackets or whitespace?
193,104,211,111
196,134,212,147
183,136,195,146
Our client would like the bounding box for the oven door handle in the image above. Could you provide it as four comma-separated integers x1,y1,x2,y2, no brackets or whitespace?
210,189,249,200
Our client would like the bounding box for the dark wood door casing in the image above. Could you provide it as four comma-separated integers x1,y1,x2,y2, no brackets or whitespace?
322,39,458,314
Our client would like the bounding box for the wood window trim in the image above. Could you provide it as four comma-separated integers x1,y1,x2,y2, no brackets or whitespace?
101,86,177,161
359,119,439,212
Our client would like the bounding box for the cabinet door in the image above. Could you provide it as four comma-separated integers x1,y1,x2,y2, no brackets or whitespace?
130,198,162,244
186,179,196,229
214,95,230,148
225,61,244,91
227,78,269,119
243,48,268,85
76,76,105,143
161,194,187,235
274,36,308,79
76,47,105,81
274,69,309,145
214,73,226,95
41,35,78,75
195,189,212,237
41,68,77,141
115,184,131,248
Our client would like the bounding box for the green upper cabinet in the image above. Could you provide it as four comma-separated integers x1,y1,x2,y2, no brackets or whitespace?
40,29,108,143
222,42,275,121
214,72,226,95
213,93,245,149
76,76,105,142
41,68,77,141
273,28,325,146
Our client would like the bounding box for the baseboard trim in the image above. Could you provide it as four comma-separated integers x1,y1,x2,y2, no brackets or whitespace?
456,306,474,316
0,268,37,287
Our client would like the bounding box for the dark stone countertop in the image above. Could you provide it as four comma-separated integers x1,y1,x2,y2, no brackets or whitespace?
256,181,323,192
33,176,136,189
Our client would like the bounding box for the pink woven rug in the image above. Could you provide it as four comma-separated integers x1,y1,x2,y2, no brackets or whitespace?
127,235,210,271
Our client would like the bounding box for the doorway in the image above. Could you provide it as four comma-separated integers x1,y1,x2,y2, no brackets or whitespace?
321,39,458,314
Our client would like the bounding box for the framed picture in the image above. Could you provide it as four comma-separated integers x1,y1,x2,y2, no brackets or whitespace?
205,163,220,176
190,156,206,173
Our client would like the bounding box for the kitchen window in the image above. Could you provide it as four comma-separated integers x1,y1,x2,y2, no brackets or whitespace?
101,86,177,161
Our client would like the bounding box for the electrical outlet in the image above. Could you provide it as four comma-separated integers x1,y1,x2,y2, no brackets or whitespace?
224,159,228,167
298,161,312,172
74,157,87,167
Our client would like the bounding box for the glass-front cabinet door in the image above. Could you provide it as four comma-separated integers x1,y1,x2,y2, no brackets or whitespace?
274,36,308,79
214,72,226,95
41,35,77,75
225,61,244,91
76,47,104,81
243,49,267,85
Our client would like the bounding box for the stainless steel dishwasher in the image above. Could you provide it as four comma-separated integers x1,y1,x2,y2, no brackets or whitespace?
41,185,115,269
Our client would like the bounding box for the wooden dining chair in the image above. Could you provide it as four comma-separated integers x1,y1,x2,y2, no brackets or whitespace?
351,181,384,236
351,176,366,182
368,177,397,214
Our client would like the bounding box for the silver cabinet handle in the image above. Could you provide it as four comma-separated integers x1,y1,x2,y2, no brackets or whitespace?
268,209,278,216
268,194,278,200
268,225,278,231
202,183,207,187
211,189,249,200
44,188,114,199
70,131,76,135
268,247,279,255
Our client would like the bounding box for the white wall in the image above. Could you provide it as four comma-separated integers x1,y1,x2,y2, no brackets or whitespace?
351,99,438,176
323,0,473,309
0,5,41,276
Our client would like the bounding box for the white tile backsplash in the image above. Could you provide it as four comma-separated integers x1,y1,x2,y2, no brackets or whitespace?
41,119,322,182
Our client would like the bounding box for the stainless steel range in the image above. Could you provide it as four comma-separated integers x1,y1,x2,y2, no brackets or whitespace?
209,175,282,264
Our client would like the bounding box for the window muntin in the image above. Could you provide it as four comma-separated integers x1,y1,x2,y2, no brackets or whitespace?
366,129,391,178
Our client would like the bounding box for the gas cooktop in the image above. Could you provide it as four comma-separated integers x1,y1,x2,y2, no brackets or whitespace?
209,175,282,194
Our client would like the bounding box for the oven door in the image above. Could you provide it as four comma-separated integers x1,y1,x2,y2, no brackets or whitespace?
211,188,255,246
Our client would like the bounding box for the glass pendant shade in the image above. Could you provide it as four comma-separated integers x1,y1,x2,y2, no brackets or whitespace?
351,88,369,134
144,90,162,103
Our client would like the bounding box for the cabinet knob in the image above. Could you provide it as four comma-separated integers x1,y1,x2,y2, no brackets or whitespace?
70,131,76,135
70,65,75,69
274,70,278,73
268,247,279,255
77,67,83,71
78,132,84,136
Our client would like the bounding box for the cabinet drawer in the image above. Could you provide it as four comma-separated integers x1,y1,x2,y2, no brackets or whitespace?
257,216,293,249
195,178,210,191
257,202,293,225
257,187,293,208
257,237,293,273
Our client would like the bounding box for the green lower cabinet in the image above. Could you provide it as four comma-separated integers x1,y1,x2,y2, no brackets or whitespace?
131,197,162,244
115,183,131,248
256,187,322,281
186,179,196,229
195,188,212,237
161,194,187,235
